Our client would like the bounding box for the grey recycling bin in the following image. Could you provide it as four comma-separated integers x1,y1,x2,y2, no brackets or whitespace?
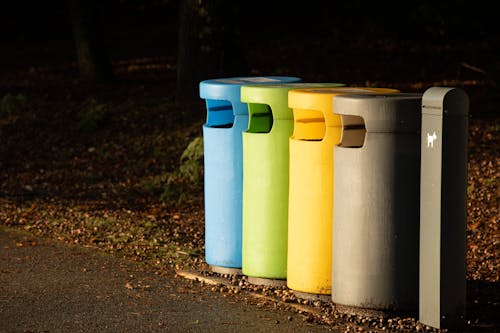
332,94,422,313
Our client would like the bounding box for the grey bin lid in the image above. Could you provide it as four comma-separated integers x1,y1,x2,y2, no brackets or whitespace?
333,93,422,133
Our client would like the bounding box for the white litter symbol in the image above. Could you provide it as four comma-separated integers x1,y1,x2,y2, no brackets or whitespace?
426,131,437,148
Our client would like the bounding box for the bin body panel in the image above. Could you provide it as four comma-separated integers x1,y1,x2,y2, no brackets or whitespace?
332,93,421,311
242,121,293,278
203,115,248,267
333,133,420,311
287,134,340,294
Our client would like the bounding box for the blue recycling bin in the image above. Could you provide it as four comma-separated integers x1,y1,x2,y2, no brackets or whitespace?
200,76,301,273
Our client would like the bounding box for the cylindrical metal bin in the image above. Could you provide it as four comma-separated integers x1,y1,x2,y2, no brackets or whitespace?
332,93,422,312
287,87,399,295
199,76,301,273
240,83,344,284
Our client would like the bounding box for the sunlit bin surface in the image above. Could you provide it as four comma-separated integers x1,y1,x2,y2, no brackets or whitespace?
332,93,421,312
287,87,399,295
199,76,301,272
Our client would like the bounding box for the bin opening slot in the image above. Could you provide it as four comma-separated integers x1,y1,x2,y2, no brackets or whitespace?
339,115,366,148
206,99,235,127
247,103,273,133
293,108,325,141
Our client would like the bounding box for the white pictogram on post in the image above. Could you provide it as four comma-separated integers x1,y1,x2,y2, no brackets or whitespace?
427,131,437,148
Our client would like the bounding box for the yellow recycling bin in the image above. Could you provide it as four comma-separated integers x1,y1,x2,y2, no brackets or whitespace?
287,87,399,296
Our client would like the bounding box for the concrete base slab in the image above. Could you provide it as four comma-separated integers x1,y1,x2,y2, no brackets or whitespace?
292,290,331,303
209,265,243,275
247,276,287,287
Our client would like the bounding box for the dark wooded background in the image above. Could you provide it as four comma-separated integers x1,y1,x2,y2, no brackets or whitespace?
1,1,498,101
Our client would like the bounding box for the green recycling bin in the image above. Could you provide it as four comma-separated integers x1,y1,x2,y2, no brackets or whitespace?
240,83,344,284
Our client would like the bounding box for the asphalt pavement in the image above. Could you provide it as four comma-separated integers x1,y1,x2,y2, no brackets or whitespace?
0,226,334,333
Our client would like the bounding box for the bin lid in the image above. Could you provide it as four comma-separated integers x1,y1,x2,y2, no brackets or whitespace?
333,93,422,133
199,76,301,115
422,87,469,117
241,83,344,120
289,87,399,127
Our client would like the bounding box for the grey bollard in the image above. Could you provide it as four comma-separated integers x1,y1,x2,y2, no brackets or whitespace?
419,87,469,329
332,94,422,313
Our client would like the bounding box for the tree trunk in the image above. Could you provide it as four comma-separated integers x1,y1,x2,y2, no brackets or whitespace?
176,0,247,104
68,0,115,83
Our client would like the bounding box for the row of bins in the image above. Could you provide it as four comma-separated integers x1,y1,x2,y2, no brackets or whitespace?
198,77,468,321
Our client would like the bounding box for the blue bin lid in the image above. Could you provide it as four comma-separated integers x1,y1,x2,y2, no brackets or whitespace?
199,76,301,115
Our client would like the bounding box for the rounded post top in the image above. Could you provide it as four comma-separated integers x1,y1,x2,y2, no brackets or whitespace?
422,87,469,117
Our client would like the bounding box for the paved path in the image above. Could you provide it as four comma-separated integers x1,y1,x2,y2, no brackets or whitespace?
0,226,334,333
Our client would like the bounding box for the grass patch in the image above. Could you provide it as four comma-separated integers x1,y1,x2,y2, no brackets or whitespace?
77,98,106,132
161,136,204,203
0,93,27,116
